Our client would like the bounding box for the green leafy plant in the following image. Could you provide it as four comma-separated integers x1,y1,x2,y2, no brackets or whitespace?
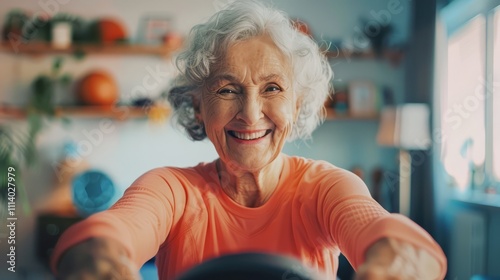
1,9,28,41
0,57,74,212
0,124,34,213
27,57,72,136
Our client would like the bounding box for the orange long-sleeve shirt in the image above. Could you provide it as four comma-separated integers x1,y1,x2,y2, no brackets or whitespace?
51,155,446,279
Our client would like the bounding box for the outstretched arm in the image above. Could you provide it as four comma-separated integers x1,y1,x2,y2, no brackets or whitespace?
315,168,446,279
356,238,441,279
51,168,186,279
57,237,139,280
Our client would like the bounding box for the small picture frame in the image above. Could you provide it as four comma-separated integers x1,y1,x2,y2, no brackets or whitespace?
348,81,378,116
138,15,172,45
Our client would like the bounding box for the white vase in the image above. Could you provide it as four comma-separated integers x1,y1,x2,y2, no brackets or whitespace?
52,22,72,49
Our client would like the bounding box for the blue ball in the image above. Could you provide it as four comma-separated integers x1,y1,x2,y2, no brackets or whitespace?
72,170,119,216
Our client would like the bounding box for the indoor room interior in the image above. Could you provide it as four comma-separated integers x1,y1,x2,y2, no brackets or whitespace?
0,0,499,279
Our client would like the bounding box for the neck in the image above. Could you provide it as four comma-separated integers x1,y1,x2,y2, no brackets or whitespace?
217,154,284,207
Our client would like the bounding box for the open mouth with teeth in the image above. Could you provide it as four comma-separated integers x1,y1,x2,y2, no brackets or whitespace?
228,129,272,140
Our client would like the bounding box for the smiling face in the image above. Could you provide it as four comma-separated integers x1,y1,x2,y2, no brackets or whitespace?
197,35,299,172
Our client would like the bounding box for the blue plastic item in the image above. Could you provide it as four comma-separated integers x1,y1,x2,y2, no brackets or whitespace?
72,170,120,216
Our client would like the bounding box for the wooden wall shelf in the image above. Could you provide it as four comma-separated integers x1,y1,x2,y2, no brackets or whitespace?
0,42,180,56
0,105,170,120
1,106,375,121
325,49,404,65
324,108,379,121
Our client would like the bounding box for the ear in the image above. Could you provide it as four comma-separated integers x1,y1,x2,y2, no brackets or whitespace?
191,92,203,123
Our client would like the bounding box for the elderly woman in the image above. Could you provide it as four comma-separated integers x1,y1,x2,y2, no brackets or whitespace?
52,1,446,279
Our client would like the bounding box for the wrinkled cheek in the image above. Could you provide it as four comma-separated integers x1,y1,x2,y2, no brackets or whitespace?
205,124,225,145
273,117,294,146
275,106,296,137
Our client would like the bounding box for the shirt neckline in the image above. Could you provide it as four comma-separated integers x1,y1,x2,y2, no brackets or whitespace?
204,154,290,218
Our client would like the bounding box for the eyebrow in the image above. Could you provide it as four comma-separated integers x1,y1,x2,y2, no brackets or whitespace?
211,73,286,83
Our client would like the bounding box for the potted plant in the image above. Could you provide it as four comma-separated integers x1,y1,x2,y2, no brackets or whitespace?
28,57,73,135
1,9,28,42
0,123,34,215
0,57,74,214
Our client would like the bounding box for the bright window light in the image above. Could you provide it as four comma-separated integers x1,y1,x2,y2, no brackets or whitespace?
442,15,486,190
493,8,500,180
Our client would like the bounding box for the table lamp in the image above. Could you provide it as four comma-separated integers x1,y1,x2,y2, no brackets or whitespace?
376,104,431,216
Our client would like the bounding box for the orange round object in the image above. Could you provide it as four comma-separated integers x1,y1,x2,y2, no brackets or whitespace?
292,19,312,37
78,71,118,106
98,18,127,44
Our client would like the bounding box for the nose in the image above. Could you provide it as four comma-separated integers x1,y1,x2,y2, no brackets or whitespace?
236,92,264,125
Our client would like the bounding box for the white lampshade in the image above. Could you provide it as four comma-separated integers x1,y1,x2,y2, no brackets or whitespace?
377,104,431,150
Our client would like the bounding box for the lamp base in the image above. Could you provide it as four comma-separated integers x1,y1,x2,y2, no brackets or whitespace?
399,149,412,217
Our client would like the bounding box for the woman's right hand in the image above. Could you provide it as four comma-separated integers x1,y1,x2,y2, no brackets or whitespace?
56,237,140,280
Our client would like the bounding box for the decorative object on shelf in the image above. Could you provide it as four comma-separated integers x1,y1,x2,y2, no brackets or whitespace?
138,15,173,45
376,104,431,217
1,9,28,42
90,18,128,44
147,102,171,124
71,169,122,217
132,97,155,108
132,95,171,124
51,20,72,49
46,14,85,47
77,70,118,106
29,56,75,128
3,11,128,46
360,18,393,57
20,12,85,45
348,81,378,117
331,82,349,116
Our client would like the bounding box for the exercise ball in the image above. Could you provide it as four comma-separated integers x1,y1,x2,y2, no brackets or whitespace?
72,170,121,217
176,252,319,280
77,71,118,106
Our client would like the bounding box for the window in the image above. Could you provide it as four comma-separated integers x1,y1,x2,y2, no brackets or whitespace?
440,1,500,191
493,8,500,180
442,16,486,189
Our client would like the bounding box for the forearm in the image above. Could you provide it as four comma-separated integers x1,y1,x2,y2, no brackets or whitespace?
356,238,443,280
57,237,139,280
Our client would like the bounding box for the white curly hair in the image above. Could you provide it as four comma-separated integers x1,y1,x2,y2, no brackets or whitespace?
168,0,333,141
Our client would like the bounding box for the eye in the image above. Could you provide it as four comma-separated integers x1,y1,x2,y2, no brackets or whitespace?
265,85,281,93
217,87,238,95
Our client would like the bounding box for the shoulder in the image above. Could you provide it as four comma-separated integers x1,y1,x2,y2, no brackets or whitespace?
285,155,359,182
130,161,218,193
283,155,370,197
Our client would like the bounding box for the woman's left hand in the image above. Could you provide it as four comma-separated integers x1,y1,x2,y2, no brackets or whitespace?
355,238,442,280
